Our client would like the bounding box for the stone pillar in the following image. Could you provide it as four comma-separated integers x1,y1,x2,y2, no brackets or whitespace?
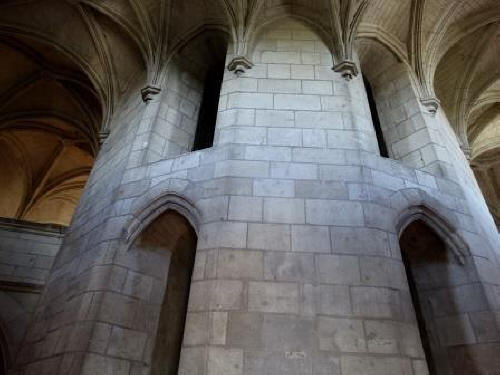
179,18,423,375
13,17,500,375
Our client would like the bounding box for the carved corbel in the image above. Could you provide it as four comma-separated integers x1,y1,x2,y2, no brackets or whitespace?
141,85,161,102
333,61,359,81
420,98,440,115
460,144,471,161
227,56,254,76
98,130,110,146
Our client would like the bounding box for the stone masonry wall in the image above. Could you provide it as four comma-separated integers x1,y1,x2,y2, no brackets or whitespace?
0,219,64,367
12,17,500,375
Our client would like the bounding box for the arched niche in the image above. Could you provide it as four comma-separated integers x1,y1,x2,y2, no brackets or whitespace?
130,209,198,375
397,212,489,375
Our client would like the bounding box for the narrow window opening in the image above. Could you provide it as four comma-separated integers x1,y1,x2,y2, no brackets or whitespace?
363,76,389,158
192,52,226,151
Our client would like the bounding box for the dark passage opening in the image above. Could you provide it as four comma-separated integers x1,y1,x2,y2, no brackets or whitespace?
363,76,389,158
140,210,198,375
192,62,225,150
399,219,454,375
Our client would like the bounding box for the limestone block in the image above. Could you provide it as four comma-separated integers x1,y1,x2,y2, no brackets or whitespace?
295,111,343,129
258,79,301,93
245,145,292,161
248,223,291,251
228,93,274,109
88,323,112,353
291,225,331,253
469,311,500,342
221,78,258,95
81,353,130,375
184,312,209,346
435,314,476,346
314,66,336,80
312,352,341,375
261,51,301,64
319,165,364,182
218,127,267,145
226,312,263,349
264,252,315,282
198,222,247,249
277,40,315,53
99,292,139,328
317,317,366,352
317,254,360,284
207,347,243,375
411,360,430,375
364,320,399,354
106,326,147,361
301,52,321,65
275,94,321,111
306,200,364,226
293,149,345,164
178,347,205,375
268,64,291,79
256,109,294,127
263,198,305,224
320,96,351,112
318,285,351,315
291,65,314,79
254,178,295,197
188,280,245,312
244,351,312,375
268,128,302,147
217,249,264,279
248,281,299,313
331,227,391,256
262,314,314,351
351,287,401,319
217,109,255,129
341,356,412,375
362,203,394,231
122,270,154,300
228,196,263,222
271,162,318,180
371,170,406,191
359,256,407,289
295,180,348,199
197,196,229,222
399,323,425,358
302,80,332,95
302,129,327,148
215,160,269,178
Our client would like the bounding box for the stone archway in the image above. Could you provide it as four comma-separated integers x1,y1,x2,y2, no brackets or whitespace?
129,209,198,375
398,213,486,375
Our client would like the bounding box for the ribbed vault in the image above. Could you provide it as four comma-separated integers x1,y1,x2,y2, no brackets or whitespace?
0,0,498,223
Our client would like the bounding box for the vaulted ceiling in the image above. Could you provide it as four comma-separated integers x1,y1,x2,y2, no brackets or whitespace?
0,0,498,224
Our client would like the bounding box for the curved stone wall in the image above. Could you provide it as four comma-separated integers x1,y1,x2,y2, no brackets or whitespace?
9,16,500,375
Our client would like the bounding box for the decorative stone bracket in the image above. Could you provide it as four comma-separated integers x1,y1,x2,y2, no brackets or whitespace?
333,61,359,81
227,56,253,76
420,97,440,115
141,85,161,102
98,130,110,146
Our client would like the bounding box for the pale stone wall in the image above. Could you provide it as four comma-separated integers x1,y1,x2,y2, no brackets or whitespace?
10,17,500,375
0,219,63,284
0,219,63,368
144,63,204,163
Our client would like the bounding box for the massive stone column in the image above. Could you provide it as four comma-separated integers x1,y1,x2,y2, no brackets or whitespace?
12,16,500,375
